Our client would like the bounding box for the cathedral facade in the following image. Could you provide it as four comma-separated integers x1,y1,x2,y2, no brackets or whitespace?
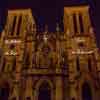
0,4,100,100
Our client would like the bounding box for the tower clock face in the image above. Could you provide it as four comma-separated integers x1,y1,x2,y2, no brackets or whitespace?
4,39,22,56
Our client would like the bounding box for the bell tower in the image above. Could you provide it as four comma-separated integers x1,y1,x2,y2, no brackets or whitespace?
64,5,100,100
64,5,92,35
0,9,36,100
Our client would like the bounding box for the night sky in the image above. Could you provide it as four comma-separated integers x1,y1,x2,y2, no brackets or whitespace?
0,0,99,47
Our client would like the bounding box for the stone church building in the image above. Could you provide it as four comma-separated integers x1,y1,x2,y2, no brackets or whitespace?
0,2,100,100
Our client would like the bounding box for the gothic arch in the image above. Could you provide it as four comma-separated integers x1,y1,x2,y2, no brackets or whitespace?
34,78,54,100
0,79,12,100
78,76,95,100
36,42,55,68
81,82,92,100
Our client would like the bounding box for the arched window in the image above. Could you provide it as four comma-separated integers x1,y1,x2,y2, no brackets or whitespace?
88,58,92,71
2,57,6,72
12,58,16,71
11,16,17,36
32,53,36,67
26,53,30,65
16,15,22,36
73,14,78,33
38,82,51,100
82,82,92,100
76,57,80,71
79,14,84,33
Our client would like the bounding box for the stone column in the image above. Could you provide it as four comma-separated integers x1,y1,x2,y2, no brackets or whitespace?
69,14,74,35
55,76,63,100
9,80,21,100
12,53,23,100
24,77,33,100
68,60,78,100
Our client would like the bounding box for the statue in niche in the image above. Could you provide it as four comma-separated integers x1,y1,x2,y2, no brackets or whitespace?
35,43,56,68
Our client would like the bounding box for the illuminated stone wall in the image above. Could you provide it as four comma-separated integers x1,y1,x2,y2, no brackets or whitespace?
0,5,100,100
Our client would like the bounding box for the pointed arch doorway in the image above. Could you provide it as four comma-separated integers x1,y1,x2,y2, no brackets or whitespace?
82,82,92,100
38,82,51,100
0,82,10,100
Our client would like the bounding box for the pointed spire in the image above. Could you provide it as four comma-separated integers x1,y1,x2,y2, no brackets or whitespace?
43,24,48,43
56,23,60,32
43,34,48,43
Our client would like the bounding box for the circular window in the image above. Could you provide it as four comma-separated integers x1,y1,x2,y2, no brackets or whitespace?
9,44,15,50
78,42,85,48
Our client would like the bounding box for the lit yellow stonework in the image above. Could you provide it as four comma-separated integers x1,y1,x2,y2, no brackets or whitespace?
0,5,100,100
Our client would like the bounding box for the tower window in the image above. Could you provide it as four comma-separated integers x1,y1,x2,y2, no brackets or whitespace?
76,57,80,71
9,44,15,50
11,16,17,36
12,58,16,71
2,58,6,72
79,14,84,33
16,16,22,36
78,42,85,48
73,14,78,33
88,58,92,71
25,53,30,65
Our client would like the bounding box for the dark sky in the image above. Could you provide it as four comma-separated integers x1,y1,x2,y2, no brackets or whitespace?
0,0,100,47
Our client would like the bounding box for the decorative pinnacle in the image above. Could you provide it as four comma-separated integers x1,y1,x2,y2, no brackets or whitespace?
43,34,48,43
43,24,48,43
56,23,60,32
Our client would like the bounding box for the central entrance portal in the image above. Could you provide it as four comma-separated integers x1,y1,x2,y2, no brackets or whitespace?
38,82,51,100
82,82,92,100
0,82,10,100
